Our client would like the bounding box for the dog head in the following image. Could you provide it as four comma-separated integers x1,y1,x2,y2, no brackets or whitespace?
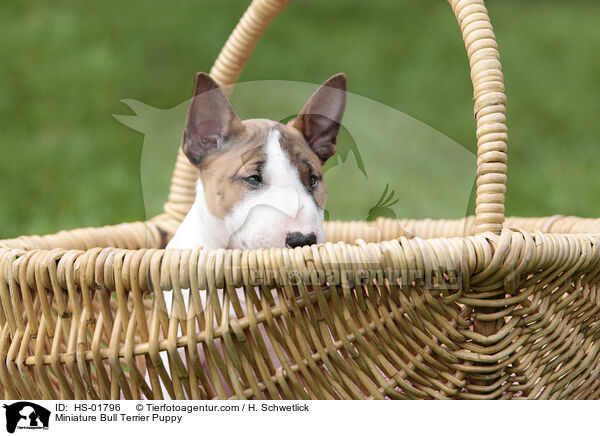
180,72,346,249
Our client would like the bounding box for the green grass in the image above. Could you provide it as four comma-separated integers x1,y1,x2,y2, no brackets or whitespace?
2,0,600,239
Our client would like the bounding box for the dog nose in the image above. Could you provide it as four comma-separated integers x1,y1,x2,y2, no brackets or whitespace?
285,232,317,248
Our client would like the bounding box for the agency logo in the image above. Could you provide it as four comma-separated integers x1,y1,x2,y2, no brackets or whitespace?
2,402,50,433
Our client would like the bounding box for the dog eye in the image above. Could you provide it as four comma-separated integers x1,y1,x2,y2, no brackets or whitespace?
309,175,319,189
244,174,263,188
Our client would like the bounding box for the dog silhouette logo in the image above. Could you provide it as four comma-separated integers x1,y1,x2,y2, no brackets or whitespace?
2,402,50,433
113,80,476,231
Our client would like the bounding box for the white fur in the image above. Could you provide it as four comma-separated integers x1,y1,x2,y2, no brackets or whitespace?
166,182,229,250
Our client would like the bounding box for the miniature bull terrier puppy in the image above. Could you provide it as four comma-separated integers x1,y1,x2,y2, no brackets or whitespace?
167,71,347,250
150,72,346,399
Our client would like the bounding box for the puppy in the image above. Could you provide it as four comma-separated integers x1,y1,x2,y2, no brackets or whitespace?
153,72,346,399
167,71,346,250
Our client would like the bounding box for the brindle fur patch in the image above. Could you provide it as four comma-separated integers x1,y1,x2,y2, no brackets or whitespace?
275,125,327,209
196,119,268,219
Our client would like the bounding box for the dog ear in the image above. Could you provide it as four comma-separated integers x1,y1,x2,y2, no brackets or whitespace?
182,72,244,165
291,73,346,164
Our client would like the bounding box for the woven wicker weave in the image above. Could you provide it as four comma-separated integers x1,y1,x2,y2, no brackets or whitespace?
1,0,600,400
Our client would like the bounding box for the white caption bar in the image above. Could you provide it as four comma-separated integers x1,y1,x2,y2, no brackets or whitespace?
0,400,592,436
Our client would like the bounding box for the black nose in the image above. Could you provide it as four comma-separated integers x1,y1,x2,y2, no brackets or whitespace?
285,232,317,248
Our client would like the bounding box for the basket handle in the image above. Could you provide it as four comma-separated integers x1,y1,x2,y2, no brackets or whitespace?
160,0,507,235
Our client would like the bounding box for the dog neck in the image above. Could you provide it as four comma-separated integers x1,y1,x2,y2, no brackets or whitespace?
166,179,230,249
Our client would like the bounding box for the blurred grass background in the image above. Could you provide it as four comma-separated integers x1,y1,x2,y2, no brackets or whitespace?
1,0,600,239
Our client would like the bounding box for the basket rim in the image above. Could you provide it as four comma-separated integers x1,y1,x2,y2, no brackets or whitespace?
3,214,600,252
2,215,600,296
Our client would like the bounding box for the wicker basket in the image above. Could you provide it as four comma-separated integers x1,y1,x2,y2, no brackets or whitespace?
2,0,600,400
